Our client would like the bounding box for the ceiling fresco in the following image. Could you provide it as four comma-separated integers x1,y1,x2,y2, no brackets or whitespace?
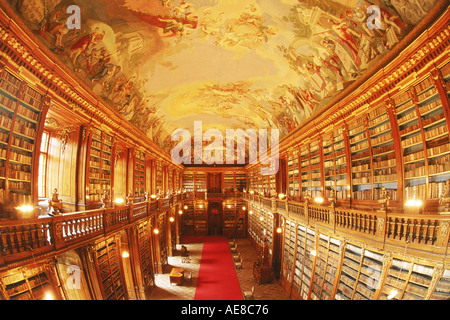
7,0,438,156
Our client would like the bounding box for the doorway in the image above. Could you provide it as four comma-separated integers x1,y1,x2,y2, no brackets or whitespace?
207,173,222,193
207,201,223,235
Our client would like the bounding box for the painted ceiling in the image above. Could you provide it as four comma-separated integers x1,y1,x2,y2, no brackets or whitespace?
8,0,438,156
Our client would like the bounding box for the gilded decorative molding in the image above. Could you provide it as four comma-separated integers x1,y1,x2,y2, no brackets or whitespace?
424,264,444,300
57,126,76,155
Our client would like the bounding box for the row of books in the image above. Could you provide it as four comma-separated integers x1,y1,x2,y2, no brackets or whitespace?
9,164,31,181
424,123,448,141
369,122,390,136
13,118,36,138
405,163,426,178
0,110,12,129
0,77,20,97
0,94,16,111
17,104,39,121
401,132,422,148
9,180,31,192
11,135,33,151
10,150,32,164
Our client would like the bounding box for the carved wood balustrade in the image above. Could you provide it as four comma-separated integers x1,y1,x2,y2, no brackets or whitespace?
0,193,188,268
244,193,450,260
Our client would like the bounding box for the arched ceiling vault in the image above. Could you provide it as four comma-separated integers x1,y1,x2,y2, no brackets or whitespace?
7,0,440,156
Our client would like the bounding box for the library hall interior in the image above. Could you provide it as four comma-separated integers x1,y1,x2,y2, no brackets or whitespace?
0,0,449,302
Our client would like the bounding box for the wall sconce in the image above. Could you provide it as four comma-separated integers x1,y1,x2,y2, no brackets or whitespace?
199,204,203,208
122,251,130,258
150,194,157,200
178,210,183,215
249,210,253,215
115,198,124,205
184,205,188,209
16,204,34,212
278,193,286,200
259,216,264,221
249,190,254,195
227,204,231,209
276,227,282,233
314,197,324,204
242,206,246,211
169,217,175,222
404,199,423,214
153,228,160,234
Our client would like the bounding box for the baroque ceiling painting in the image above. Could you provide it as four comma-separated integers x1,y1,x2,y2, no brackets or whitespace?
7,0,438,157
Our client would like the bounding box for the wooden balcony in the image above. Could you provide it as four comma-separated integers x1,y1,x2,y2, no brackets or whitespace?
0,194,186,269
243,193,450,261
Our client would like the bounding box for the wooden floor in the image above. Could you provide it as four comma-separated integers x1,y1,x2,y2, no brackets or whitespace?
146,237,290,300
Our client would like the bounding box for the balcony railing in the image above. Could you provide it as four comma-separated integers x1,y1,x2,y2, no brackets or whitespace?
0,193,189,267
243,193,450,257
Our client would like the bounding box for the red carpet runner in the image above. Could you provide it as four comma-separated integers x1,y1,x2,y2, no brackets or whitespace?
189,236,243,300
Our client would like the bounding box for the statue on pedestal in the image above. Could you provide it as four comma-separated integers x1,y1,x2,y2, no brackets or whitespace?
48,188,62,216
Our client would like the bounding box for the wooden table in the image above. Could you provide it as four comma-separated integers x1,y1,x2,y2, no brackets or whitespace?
170,267,184,285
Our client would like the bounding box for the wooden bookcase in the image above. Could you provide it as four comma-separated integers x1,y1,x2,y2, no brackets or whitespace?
235,172,246,191
94,235,127,300
223,172,234,191
0,69,47,207
194,201,207,233
134,150,146,199
0,264,57,300
159,212,168,268
287,149,300,200
195,172,206,193
137,220,153,288
87,127,113,207
182,171,194,192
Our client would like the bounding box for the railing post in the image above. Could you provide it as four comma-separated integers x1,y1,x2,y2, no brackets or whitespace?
52,216,66,250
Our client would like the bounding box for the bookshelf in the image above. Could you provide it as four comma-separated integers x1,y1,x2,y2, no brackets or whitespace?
134,150,145,199
0,264,55,300
156,160,162,192
87,128,113,206
287,149,300,200
223,202,236,232
354,249,383,300
235,172,246,191
158,213,168,268
292,224,305,298
224,172,234,191
182,171,194,192
94,235,127,300
181,201,194,234
282,219,296,289
335,243,363,300
309,233,341,300
300,145,310,199
379,258,412,300
415,74,450,201
195,172,206,193
0,69,46,207
137,220,153,287
194,201,207,233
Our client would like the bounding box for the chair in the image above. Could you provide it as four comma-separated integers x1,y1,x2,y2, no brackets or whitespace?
235,258,243,269
233,252,240,262
243,286,254,300
230,243,238,253
229,239,236,247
